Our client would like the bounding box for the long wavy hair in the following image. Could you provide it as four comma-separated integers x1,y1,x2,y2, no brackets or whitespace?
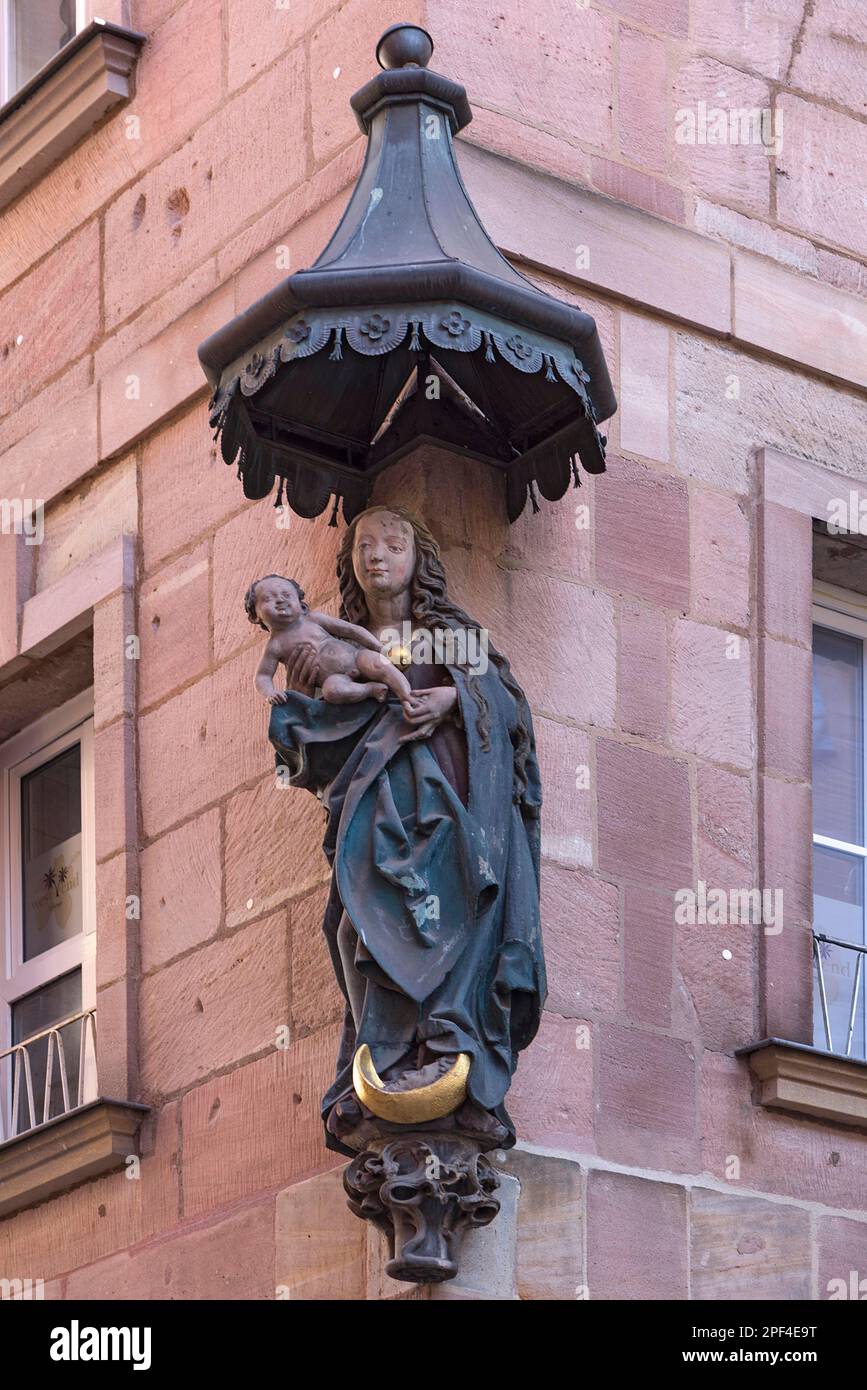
336,505,533,798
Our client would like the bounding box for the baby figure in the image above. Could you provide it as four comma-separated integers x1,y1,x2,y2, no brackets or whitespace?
245,573,412,708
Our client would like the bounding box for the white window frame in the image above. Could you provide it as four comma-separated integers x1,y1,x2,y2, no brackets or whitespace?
0,688,96,1132
0,0,88,107
812,583,867,1057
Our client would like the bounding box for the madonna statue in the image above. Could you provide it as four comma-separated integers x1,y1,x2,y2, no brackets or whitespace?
265,505,545,1281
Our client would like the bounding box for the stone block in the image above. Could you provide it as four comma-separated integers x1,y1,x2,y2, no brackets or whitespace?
619,26,668,172
597,739,693,888
690,1188,811,1300
691,487,751,630
596,1022,698,1170
789,0,867,117
670,618,753,770
0,223,98,417
65,1198,275,1300
508,1013,595,1154
697,762,754,889
777,95,867,259
535,719,593,869
619,314,670,462
459,143,731,335
618,600,669,741
138,650,270,837
141,405,242,575
759,502,812,647
139,911,289,1096
760,638,811,781
224,773,330,930
139,808,222,973
672,58,772,217
591,157,685,222
676,336,867,495
817,1215,867,1301
94,588,136,730
429,0,614,153
596,456,689,609
103,52,307,327
99,287,233,460
181,1027,340,1218
701,1051,867,1212
687,0,801,80
542,863,621,1016
504,1149,583,1301
276,1166,365,1301
588,1170,688,1299
139,542,210,708
445,548,617,728
94,716,136,862
735,249,867,391
624,885,673,1028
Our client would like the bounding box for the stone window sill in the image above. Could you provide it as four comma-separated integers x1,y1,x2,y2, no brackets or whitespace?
0,1098,149,1219
0,19,145,212
738,1038,867,1130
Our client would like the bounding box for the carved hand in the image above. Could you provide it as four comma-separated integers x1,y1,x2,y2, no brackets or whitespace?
283,640,320,696
398,686,458,742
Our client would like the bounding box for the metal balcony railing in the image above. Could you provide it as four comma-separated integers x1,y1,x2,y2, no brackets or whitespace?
0,1007,97,1144
813,934,866,1061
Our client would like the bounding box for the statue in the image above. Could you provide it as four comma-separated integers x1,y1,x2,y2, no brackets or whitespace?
256,506,546,1282
245,573,413,708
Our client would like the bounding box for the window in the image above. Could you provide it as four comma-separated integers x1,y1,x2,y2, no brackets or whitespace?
812,587,867,1061
0,0,87,105
0,690,96,1141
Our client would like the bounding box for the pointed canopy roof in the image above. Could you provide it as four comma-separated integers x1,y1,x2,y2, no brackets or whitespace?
199,22,616,524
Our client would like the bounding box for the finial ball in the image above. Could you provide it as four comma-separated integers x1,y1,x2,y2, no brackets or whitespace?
376,23,434,70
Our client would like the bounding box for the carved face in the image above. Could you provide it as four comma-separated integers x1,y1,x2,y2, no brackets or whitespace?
255,576,303,629
351,510,416,601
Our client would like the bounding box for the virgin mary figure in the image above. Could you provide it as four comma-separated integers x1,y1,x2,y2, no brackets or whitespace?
268,505,545,1157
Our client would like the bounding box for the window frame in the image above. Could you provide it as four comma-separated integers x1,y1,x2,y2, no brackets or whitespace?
0,0,88,107
0,687,96,1135
812,583,867,1058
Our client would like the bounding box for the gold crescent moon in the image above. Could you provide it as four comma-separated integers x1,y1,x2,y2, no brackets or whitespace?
352,1044,470,1123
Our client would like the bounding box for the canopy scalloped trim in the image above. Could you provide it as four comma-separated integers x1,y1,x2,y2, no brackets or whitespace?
208,304,608,526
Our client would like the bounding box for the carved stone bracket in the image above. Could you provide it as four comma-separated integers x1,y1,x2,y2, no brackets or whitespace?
343,1133,501,1284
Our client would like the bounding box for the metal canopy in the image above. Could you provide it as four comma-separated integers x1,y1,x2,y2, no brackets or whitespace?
198,22,617,524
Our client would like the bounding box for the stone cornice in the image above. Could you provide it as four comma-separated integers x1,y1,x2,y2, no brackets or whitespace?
739,1039,867,1129
0,20,145,213
0,1097,149,1219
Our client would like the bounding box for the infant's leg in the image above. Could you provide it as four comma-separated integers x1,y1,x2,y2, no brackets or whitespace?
355,650,412,701
320,671,388,704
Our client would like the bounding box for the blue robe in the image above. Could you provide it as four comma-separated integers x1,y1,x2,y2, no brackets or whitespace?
268,657,545,1155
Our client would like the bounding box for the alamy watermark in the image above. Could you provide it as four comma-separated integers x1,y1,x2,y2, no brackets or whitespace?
380,621,489,675
827,491,867,536
675,880,783,935
0,1276,44,1299
675,101,782,156
0,498,44,545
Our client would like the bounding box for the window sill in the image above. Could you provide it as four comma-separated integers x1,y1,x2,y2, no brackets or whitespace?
0,1097,150,1220
0,19,145,213
738,1038,867,1130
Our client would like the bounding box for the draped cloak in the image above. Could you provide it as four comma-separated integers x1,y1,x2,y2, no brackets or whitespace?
268,655,546,1157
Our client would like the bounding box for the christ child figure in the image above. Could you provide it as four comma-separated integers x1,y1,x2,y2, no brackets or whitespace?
245,573,412,708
